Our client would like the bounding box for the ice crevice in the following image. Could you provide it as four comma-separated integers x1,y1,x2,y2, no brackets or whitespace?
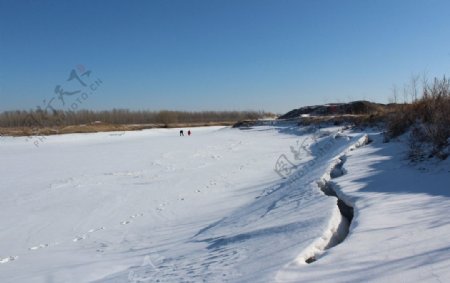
299,134,369,264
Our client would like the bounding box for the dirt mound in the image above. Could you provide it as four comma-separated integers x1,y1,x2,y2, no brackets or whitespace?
278,101,385,120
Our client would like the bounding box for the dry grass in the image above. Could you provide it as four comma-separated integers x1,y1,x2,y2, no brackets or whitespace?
0,121,237,137
386,77,450,159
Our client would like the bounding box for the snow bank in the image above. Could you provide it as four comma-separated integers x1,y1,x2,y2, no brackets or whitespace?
277,132,450,282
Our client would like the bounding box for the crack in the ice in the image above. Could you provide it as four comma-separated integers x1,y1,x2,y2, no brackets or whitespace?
306,135,368,264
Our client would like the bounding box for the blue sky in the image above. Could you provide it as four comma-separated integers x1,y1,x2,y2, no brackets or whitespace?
0,0,449,113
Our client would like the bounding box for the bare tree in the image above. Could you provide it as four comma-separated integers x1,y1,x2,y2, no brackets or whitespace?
410,74,420,102
403,84,409,103
390,84,399,104
0,110,271,128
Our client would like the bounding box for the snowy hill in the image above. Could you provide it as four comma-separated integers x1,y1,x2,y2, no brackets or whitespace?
277,101,386,120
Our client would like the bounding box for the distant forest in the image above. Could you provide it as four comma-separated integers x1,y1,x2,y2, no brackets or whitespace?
0,109,271,128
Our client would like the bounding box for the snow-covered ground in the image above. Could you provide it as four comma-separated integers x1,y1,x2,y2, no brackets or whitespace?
278,132,450,283
1,125,449,282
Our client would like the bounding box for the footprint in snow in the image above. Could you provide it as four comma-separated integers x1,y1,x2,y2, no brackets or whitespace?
29,244,49,251
94,241,109,253
121,220,132,225
73,227,106,242
129,213,144,219
88,227,105,233
0,256,18,264
73,235,86,242
156,202,169,212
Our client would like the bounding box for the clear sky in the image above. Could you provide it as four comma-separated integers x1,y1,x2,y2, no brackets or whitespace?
0,0,449,114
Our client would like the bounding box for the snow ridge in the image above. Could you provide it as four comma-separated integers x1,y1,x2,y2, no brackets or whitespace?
293,134,369,264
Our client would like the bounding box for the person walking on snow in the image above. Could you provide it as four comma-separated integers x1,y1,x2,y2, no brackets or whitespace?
180,130,184,136
188,130,191,136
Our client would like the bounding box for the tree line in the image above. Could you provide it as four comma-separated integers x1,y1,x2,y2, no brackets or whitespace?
0,109,271,128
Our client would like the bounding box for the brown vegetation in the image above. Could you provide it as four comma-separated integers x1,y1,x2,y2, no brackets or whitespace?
296,114,386,128
278,101,387,120
0,121,238,137
272,75,449,161
386,76,450,159
0,110,271,136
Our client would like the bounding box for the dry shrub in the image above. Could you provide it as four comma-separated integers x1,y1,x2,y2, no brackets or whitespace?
386,104,414,138
388,76,450,160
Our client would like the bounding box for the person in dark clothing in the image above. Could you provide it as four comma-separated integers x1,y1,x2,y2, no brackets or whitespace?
188,130,191,136
180,130,184,136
